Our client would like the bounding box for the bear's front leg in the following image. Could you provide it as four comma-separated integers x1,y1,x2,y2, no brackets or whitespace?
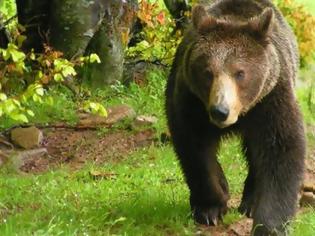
243,117,305,235
190,158,229,226
171,124,229,226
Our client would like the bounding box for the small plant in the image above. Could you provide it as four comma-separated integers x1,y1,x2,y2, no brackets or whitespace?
0,38,104,123
275,0,315,67
82,101,107,117
126,0,182,65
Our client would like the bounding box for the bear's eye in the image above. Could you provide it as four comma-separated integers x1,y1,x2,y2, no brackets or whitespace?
235,70,245,80
204,70,214,80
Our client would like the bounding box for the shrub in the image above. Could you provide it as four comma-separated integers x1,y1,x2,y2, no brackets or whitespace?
0,38,103,123
275,0,315,67
126,0,182,65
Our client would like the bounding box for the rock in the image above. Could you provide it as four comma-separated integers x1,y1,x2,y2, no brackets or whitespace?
77,104,136,128
0,148,48,171
133,115,158,127
123,61,148,85
89,170,117,180
77,114,107,128
11,126,43,149
300,192,315,207
18,148,50,173
105,105,136,125
133,129,156,146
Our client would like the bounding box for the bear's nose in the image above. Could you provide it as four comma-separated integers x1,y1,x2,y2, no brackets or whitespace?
210,105,229,122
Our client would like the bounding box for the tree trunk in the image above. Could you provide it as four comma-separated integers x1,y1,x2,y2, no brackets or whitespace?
16,0,50,52
0,14,9,48
16,0,138,85
84,0,138,86
49,0,108,59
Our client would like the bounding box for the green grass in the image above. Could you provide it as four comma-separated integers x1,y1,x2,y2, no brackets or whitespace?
0,138,246,236
291,210,315,235
0,146,194,236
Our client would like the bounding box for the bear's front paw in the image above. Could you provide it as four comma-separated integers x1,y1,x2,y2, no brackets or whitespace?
192,204,227,226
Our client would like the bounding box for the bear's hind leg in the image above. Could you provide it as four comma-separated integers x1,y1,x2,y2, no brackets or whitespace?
244,124,305,236
239,167,255,218
239,141,256,218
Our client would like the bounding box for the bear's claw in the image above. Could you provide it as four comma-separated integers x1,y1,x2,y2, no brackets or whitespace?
193,206,226,226
238,198,253,218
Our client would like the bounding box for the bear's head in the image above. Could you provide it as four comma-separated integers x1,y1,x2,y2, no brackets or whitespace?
185,5,279,128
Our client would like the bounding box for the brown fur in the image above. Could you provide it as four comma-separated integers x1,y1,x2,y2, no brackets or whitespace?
166,0,305,235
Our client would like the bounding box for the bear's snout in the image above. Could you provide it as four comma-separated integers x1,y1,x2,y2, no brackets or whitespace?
210,105,229,122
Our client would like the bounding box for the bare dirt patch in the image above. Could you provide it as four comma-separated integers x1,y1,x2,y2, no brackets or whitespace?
18,128,156,173
196,218,252,236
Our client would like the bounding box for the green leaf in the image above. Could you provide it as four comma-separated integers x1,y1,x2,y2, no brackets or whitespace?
30,51,36,60
32,94,42,103
36,87,44,96
10,49,26,62
12,99,21,106
83,101,107,117
17,35,27,48
112,217,127,225
61,65,76,77
0,93,7,101
26,110,35,117
36,71,43,80
4,101,16,113
98,105,108,117
1,49,10,60
89,53,101,63
47,96,54,106
54,73,64,82
10,113,28,123
89,102,97,110
17,62,26,71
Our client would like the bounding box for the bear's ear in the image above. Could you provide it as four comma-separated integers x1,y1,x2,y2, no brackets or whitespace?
192,5,217,33
248,7,274,39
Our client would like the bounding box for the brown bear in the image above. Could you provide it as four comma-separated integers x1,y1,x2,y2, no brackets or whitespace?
165,0,306,235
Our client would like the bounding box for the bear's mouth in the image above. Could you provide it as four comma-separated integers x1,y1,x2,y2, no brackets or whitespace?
209,108,239,128
209,117,237,128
